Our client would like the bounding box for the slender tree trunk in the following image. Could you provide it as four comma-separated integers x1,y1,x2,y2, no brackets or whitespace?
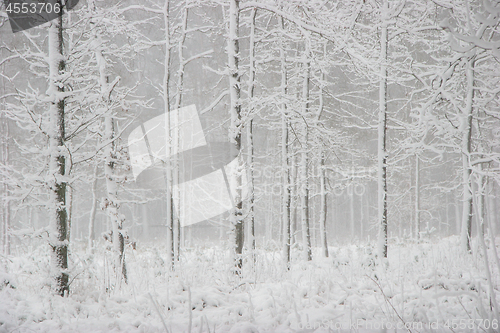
172,102,180,263
97,65,126,284
98,76,126,284
314,66,328,256
279,16,291,268
300,56,312,262
104,110,127,284
473,167,500,316
246,122,255,255
1,107,10,257
162,0,175,270
291,156,298,247
2,135,10,258
173,0,189,264
48,8,69,296
461,58,475,253
228,0,244,270
88,163,98,252
246,8,257,263
377,1,389,259
265,134,273,244
92,0,127,283
319,153,329,257
66,185,73,241
1,45,10,257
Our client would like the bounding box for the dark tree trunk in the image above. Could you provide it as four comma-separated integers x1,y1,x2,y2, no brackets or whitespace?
48,7,69,296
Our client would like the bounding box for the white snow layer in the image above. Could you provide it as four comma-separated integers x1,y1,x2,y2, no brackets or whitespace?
0,236,499,332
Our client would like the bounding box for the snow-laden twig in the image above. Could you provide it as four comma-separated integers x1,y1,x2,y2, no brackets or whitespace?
366,274,413,333
148,292,170,333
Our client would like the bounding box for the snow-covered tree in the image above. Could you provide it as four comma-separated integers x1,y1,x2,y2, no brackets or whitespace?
227,0,244,270
47,6,70,296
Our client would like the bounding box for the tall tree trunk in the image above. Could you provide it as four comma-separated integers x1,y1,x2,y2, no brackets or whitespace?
1,88,10,257
48,8,69,296
246,122,255,256
461,58,475,253
1,44,9,257
162,0,175,270
228,0,244,270
88,163,98,252
316,68,328,258
280,16,291,268
246,8,257,262
104,116,126,283
319,153,329,257
173,0,189,264
291,155,298,247
377,1,389,259
300,56,312,262
473,167,500,316
96,52,126,285
2,122,10,258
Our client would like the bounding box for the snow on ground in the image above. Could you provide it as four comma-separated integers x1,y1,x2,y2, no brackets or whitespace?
1,236,499,332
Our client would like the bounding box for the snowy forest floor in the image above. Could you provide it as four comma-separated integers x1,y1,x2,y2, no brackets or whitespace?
1,236,499,333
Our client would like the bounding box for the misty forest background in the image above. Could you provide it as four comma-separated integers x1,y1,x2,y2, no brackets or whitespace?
0,0,500,331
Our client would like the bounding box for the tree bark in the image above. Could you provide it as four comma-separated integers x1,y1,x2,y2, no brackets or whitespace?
247,8,257,263
300,56,312,262
1,44,9,257
95,41,126,285
173,0,189,264
1,86,10,257
2,124,10,258
48,7,69,296
162,0,175,270
291,155,298,247
228,0,244,271
377,0,389,259
280,16,291,268
66,184,73,241
316,67,328,258
319,153,329,257
104,114,126,283
473,167,500,316
460,58,475,253
88,163,98,252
